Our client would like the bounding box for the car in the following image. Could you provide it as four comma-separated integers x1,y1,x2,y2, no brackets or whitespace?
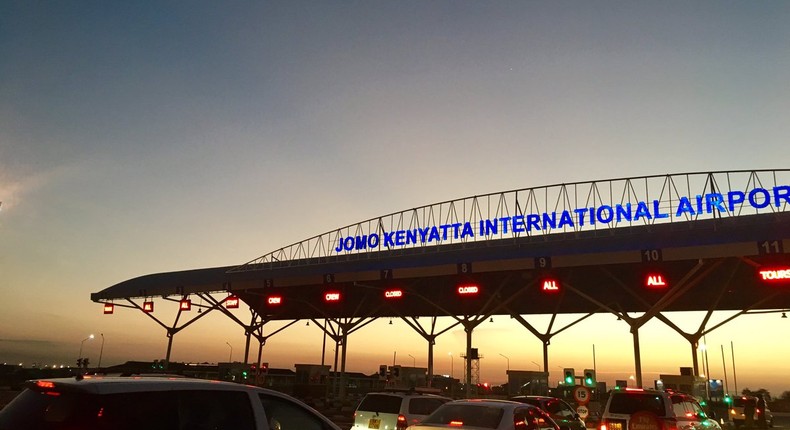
0,374,341,430
352,388,452,430
407,399,563,430
510,395,587,430
730,396,773,428
599,388,721,430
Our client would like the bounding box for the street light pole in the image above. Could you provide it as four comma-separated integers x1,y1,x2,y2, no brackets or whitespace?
499,353,510,371
78,334,94,361
531,361,541,371
408,354,416,367
449,352,454,378
98,334,105,369
226,342,233,363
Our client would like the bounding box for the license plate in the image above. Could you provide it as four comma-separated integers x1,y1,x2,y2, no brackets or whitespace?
368,418,381,429
610,423,623,430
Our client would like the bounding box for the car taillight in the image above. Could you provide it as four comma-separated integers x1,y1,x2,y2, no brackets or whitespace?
396,414,408,430
599,420,608,430
35,381,56,389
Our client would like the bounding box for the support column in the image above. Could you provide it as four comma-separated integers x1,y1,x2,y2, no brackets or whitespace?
632,326,643,388
164,329,176,370
542,340,549,377
465,325,473,398
691,339,700,376
339,333,349,400
332,338,340,399
427,337,436,385
255,339,264,385
244,330,252,365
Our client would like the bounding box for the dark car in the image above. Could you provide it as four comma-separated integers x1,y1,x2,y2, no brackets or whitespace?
511,395,586,430
0,375,341,430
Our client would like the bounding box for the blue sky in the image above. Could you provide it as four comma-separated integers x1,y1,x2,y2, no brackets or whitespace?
1,1,789,394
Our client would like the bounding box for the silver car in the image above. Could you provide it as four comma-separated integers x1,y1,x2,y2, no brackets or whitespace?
408,399,561,430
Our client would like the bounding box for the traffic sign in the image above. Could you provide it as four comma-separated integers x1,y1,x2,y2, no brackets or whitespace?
576,405,589,420
572,386,591,405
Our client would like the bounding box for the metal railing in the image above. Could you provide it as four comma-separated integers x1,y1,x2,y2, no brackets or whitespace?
229,169,790,272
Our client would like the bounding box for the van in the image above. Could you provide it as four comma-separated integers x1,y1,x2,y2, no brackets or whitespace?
599,389,720,430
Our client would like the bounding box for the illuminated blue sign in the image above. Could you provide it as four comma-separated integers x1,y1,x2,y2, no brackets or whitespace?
334,186,790,253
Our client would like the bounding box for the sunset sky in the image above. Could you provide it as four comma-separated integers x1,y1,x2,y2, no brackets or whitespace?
2,1,790,395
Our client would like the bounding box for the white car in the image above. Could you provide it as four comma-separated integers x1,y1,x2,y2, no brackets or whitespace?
0,375,341,430
599,388,721,430
407,399,561,430
352,389,451,430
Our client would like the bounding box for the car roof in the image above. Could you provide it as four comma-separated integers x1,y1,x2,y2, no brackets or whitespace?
447,399,535,408
363,390,451,399
26,375,268,395
511,395,555,401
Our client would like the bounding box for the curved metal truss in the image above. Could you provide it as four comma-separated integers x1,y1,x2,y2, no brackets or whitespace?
230,169,790,272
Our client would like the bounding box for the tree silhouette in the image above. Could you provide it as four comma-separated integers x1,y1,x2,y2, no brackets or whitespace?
742,388,772,401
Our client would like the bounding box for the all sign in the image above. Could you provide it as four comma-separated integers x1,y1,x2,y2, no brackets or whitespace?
542,279,560,293
645,273,668,288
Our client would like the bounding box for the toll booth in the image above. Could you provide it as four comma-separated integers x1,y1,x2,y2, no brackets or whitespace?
506,370,549,397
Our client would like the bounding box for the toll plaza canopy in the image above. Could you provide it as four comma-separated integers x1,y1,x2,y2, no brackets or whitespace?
93,170,790,320
91,169,790,391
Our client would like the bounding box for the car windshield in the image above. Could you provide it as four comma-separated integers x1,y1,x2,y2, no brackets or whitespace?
357,394,403,414
423,404,505,429
608,393,665,416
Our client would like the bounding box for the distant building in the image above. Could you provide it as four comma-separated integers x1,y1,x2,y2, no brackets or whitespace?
506,370,550,397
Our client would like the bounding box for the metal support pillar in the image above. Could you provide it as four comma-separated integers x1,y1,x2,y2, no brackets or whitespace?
542,340,550,377
244,329,252,365
631,325,643,388
427,337,435,385
332,338,340,398
465,325,473,396
339,333,349,400
165,329,176,369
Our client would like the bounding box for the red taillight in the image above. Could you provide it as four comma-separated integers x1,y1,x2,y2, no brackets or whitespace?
36,381,56,389
599,421,609,430
449,420,464,427
397,414,408,430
